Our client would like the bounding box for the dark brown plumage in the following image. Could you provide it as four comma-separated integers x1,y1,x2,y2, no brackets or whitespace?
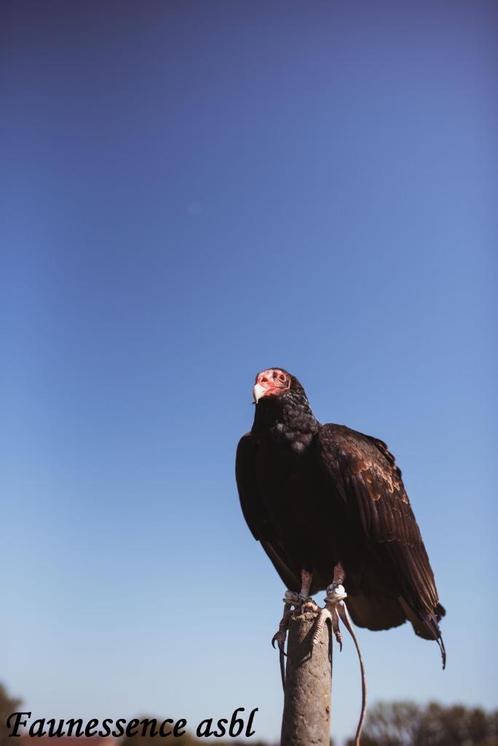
236,368,446,665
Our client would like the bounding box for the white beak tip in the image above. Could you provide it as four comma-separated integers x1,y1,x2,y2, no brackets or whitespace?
253,382,266,403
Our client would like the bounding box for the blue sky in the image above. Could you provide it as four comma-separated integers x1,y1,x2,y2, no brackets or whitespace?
1,1,497,743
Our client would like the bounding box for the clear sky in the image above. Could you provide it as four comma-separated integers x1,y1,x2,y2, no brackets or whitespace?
1,2,497,744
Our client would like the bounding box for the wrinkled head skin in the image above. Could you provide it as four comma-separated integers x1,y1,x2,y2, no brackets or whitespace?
253,368,292,402
252,368,309,405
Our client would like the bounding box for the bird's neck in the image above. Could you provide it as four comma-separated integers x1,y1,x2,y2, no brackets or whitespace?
251,393,319,453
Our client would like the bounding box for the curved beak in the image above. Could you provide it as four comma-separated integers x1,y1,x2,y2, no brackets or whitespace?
253,382,267,403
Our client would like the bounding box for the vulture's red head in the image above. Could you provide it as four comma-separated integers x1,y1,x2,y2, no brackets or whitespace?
253,368,291,403
251,367,310,405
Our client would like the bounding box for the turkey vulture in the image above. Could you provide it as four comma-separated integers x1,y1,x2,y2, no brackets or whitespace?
236,368,446,667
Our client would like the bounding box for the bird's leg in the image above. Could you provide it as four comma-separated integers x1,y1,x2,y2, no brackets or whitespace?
273,587,312,690
299,569,319,613
271,570,319,688
313,562,347,648
271,592,298,651
332,561,345,585
271,569,318,650
327,562,347,646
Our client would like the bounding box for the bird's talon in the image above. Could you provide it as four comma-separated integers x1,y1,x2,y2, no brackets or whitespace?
271,630,287,649
312,607,332,646
301,597,320,613
283,590,301,606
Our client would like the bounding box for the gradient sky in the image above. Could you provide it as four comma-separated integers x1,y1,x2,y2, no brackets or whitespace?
1,2,497,744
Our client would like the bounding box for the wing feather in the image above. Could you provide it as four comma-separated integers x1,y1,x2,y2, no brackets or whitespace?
236,433,300,591
317,424,443,641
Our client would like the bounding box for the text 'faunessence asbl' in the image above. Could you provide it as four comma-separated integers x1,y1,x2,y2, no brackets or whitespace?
7,708,259,739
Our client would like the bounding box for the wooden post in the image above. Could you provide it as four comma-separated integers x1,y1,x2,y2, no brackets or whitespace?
280,609,332,746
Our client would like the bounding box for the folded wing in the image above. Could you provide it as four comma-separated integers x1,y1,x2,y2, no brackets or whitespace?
317,424,445,651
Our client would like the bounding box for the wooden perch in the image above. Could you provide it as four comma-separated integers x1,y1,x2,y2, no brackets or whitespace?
280,608,332,746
